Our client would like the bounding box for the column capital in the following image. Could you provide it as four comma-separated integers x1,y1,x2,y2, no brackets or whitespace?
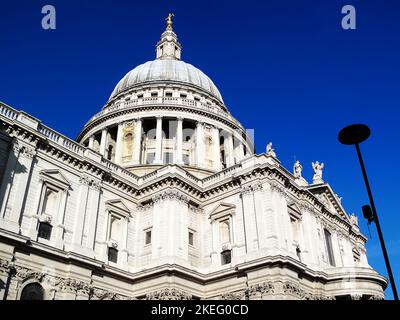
177,116,184,122
196,120,205,127
156,115,163,120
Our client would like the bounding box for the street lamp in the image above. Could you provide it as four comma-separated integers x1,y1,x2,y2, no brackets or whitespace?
338,124,398,300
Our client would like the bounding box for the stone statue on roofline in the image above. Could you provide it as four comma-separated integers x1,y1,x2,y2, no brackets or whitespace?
266,142,276,158
312,161,324,184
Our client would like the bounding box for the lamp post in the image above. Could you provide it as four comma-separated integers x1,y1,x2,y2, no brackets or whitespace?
338,124,398,300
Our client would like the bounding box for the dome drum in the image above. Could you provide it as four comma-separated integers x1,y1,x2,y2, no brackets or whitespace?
80,114,252,178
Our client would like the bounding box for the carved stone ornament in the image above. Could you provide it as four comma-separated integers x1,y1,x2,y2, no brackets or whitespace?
152,190,189,204
246,282,275,298
145,288,192,300
19,145,36,159
282,282,334,300
221,290,245,300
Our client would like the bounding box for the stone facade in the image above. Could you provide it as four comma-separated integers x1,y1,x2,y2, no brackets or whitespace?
0,19,386,300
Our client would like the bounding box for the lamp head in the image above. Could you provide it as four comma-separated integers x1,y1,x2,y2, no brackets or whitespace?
338,124,370,145
362,204,375,223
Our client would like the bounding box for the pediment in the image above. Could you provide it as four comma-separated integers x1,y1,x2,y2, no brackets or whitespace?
287,201,302,219
307,184,350,222
40,169,71,190
209,202,236,221
105,199,131,217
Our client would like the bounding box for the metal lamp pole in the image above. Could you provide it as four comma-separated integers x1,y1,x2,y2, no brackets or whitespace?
338,124,398,300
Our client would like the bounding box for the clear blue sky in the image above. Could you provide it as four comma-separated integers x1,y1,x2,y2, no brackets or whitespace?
0,0,399,299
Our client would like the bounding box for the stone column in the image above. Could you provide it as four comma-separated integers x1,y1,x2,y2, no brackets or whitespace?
252,184,268,249
133,118,142,164
225,132,234,167
54,189,68,249
88,135,95,149
8,144,36,231
270,185,286,250
99,128,108,156
211,126,221,171
154,116,163,164
236,143,245,162
114,122,124,165
240,186,259,253
0,143,20,220
85,182,101,254
71,176,90,252
119,218,129,269
196,121,205,168
176,117,183,165
299,211,315,265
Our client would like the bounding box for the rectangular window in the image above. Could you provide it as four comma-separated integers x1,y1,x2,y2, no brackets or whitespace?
146,152,155,164
221,250,232,265
38,222,52,240
353,248,360,264
163,152,173,164
145,230,152,245
137,94,143,99
324,229,336,266
188,231,194,246
151,92,158,97
182,154,190,165
180,93,187,98
108,247,118,263
165,92,173,97
194,97,200,102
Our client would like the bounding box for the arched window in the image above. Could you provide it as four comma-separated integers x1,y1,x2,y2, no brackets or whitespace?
219,220,230,244
20,283,45,300
110,216,121,243
42,189,59,216
123,133,133,161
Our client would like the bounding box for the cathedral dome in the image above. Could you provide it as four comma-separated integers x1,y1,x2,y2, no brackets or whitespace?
110,59,223,103
77,15,253,178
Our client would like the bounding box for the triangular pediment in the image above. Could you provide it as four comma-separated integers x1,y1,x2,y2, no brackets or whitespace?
105,199,131,217
287,201,302,219
209,202,236,221
40,169,71,190
307,184,350,221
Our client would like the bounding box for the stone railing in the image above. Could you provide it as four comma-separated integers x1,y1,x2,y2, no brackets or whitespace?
86,97,242,128
0,102,18,120
38,124,86,155
0,101,140,184
202,163,242,184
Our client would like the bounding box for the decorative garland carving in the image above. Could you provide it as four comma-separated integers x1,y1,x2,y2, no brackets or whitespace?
145,288,192,300
282,282,335,300
221,290,245,300
246,281,275,298
152,190,190,205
